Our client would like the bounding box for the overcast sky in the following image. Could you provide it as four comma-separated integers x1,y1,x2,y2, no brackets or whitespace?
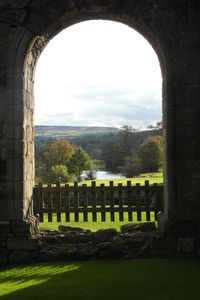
35,20,162,129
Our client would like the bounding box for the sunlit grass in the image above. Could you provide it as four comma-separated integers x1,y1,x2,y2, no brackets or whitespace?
0,264,80,297
39,211,157,231
0,259,200,300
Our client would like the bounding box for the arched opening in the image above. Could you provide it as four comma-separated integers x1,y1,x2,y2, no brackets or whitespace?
8,4,173,232
32,20,163,229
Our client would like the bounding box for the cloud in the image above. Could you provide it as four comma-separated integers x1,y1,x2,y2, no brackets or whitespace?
35,20,162,129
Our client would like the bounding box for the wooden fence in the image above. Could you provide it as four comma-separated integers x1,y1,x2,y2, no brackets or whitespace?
33,180,163,223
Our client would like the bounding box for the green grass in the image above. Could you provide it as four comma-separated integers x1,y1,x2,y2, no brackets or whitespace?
81,171,163,186
1,259,200,300
39,211,157,231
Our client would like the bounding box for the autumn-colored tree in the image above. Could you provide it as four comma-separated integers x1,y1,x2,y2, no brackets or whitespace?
44,140,75,170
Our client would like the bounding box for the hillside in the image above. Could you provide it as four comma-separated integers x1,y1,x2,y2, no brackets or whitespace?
35,125,120,141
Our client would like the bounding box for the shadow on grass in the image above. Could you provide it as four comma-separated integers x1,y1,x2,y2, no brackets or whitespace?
0,259,200,300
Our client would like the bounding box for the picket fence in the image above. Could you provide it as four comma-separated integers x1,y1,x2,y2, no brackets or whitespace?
33,180,163,223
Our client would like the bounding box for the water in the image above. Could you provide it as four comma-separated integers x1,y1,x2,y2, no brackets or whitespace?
95,171,125,180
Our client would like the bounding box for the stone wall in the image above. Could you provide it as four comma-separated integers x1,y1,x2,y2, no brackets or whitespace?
0,0,200,263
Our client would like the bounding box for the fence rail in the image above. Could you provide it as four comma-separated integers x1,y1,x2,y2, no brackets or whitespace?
33,180,163,223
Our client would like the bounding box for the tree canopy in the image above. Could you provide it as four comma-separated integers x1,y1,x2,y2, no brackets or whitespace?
68,147,93,182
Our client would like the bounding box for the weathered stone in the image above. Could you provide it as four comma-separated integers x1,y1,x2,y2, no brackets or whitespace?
177,238,195,253
0,223,11,234
9,250,32,264
97,242,112,251
58,225,91,234
93,229,117,243
121,222,156,234
0,248,7,264
7,238,37,251
11,220,31,235
161,220,198,238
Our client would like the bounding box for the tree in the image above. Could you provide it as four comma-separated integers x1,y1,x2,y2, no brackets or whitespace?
48,165,71,183
68,147,93,182
44,140,75,170
119,125,138,156
137,136,163,172
101,142,126,173
123,156,142,177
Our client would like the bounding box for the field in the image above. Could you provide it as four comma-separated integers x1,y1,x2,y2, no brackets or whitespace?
1,259,200,300
39,171,163,231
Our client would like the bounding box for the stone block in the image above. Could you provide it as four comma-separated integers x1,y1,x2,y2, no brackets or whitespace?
93,229,117,243
0,248,7,264
7,238,38,251
187,85,200,105
121,222,156,234
177,238,195,253
11,220,31,235
193,142,200,160
0,222,11,234
9,250,32,264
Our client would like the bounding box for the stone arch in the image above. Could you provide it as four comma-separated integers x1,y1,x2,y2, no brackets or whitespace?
23,10,167,223
1,0,199,238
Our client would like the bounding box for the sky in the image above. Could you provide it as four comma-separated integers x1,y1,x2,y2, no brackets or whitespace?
35,20,162,129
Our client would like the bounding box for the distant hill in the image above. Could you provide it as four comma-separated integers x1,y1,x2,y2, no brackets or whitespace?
35,125,120,144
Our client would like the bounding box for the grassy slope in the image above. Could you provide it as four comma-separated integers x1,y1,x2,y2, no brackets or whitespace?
39,172,163,231
0,259,200,300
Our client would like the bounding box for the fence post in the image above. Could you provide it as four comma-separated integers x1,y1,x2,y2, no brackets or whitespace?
74,181,79,222
145,180,151,221
47,183,52,222
118,183,123,221
100,183,106,222
82,184,88,222
38,182,44,222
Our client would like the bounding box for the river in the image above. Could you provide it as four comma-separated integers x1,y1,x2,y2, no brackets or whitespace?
87,170,125,180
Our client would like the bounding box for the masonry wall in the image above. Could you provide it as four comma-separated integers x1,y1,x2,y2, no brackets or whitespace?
0,0,200,232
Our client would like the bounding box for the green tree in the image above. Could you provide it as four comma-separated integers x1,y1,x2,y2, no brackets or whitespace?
48,165,71,183
137,136,163,172
119,125,138,156
101,142,126,172
68,147,93,182
123,156,142,177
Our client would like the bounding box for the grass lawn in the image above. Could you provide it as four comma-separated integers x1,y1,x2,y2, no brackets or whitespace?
0,259,200,300
39,211,157,231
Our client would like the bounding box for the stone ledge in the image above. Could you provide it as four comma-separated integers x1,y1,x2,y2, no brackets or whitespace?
7,238,38,251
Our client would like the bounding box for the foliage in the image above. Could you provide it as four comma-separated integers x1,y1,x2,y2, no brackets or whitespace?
68,147,93,182
119,125,138,156
137,136,163,172
101,142,126,172
36,140,93,183
44,140,75,170
122,136,163,176
123,156,142,177
48,165,71,183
